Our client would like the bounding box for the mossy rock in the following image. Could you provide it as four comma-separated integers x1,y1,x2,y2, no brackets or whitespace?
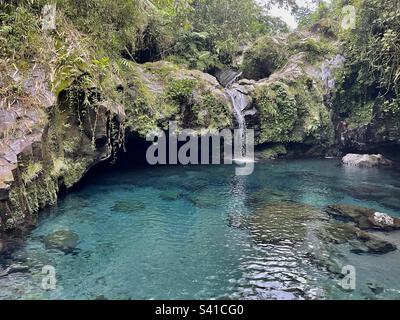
112,200,145,213
242,36,288,80
289,37,334,63
254,74,330,146
255,81,299,143
257,144,287,160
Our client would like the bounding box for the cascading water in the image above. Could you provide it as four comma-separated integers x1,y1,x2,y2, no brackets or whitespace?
226,88,247,156
222,71,249,158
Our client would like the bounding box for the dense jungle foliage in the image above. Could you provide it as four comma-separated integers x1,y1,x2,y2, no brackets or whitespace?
0,0,399,127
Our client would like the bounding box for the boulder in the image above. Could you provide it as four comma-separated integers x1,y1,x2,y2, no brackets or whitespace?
319,221,397,255
368,282,385,295
351,229,396,254
326,204,400,231
160,190,181,201
342,154,392,168
111,200,145,213
43,230,79,254
242,35,288,80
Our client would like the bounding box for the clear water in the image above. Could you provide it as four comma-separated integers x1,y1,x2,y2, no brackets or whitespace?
1,159,400,300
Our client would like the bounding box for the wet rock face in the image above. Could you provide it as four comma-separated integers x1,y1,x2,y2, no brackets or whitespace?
0,69,124,236
342,154,393,168
43,230,79,254
326,204,400,231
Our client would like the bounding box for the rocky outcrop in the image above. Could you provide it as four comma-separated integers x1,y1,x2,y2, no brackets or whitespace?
0,65,124,235
242,35,288,80
342,154,392,168
325,204,400,231
236,31,337,154
319,222,397,255
124,61,233,137
0,60,234,236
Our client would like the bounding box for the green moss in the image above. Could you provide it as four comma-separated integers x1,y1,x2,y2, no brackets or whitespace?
63,159,90,188
255,82,299,143
382,98,400,117
255,76,330,145
36,177,58,208
166,79,198,104
242,36,288,80
8,186,26,226
124,76,161,136
0,6,44,62
289,37,334,62
258,144,287,159
143,61,180,79
63,137,81,154
192,93,232,129
347,102,374,129
21,162,43,184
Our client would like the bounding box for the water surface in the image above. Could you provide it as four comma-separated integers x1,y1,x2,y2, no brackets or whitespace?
1,159,400,300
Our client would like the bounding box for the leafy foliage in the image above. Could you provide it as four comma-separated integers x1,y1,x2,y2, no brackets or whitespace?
328,0,400,125
255,82,299,143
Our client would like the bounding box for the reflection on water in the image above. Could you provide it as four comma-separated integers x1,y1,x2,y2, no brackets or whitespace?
1,159,400,300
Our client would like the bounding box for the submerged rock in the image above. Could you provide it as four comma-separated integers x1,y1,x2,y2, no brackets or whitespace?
247,201,323,244
319,220,397,255
43,230,79,254
179,179,209,192
342,154,392,168
368,282,385,295
319,222,358,245
111,200,145,213
6,264,29,275
350,234,396,255
186,193,220,208
246,187,289,208
160,191,181,201
326,204,400,231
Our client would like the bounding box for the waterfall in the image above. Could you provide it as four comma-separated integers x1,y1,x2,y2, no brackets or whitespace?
223,72,248,158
